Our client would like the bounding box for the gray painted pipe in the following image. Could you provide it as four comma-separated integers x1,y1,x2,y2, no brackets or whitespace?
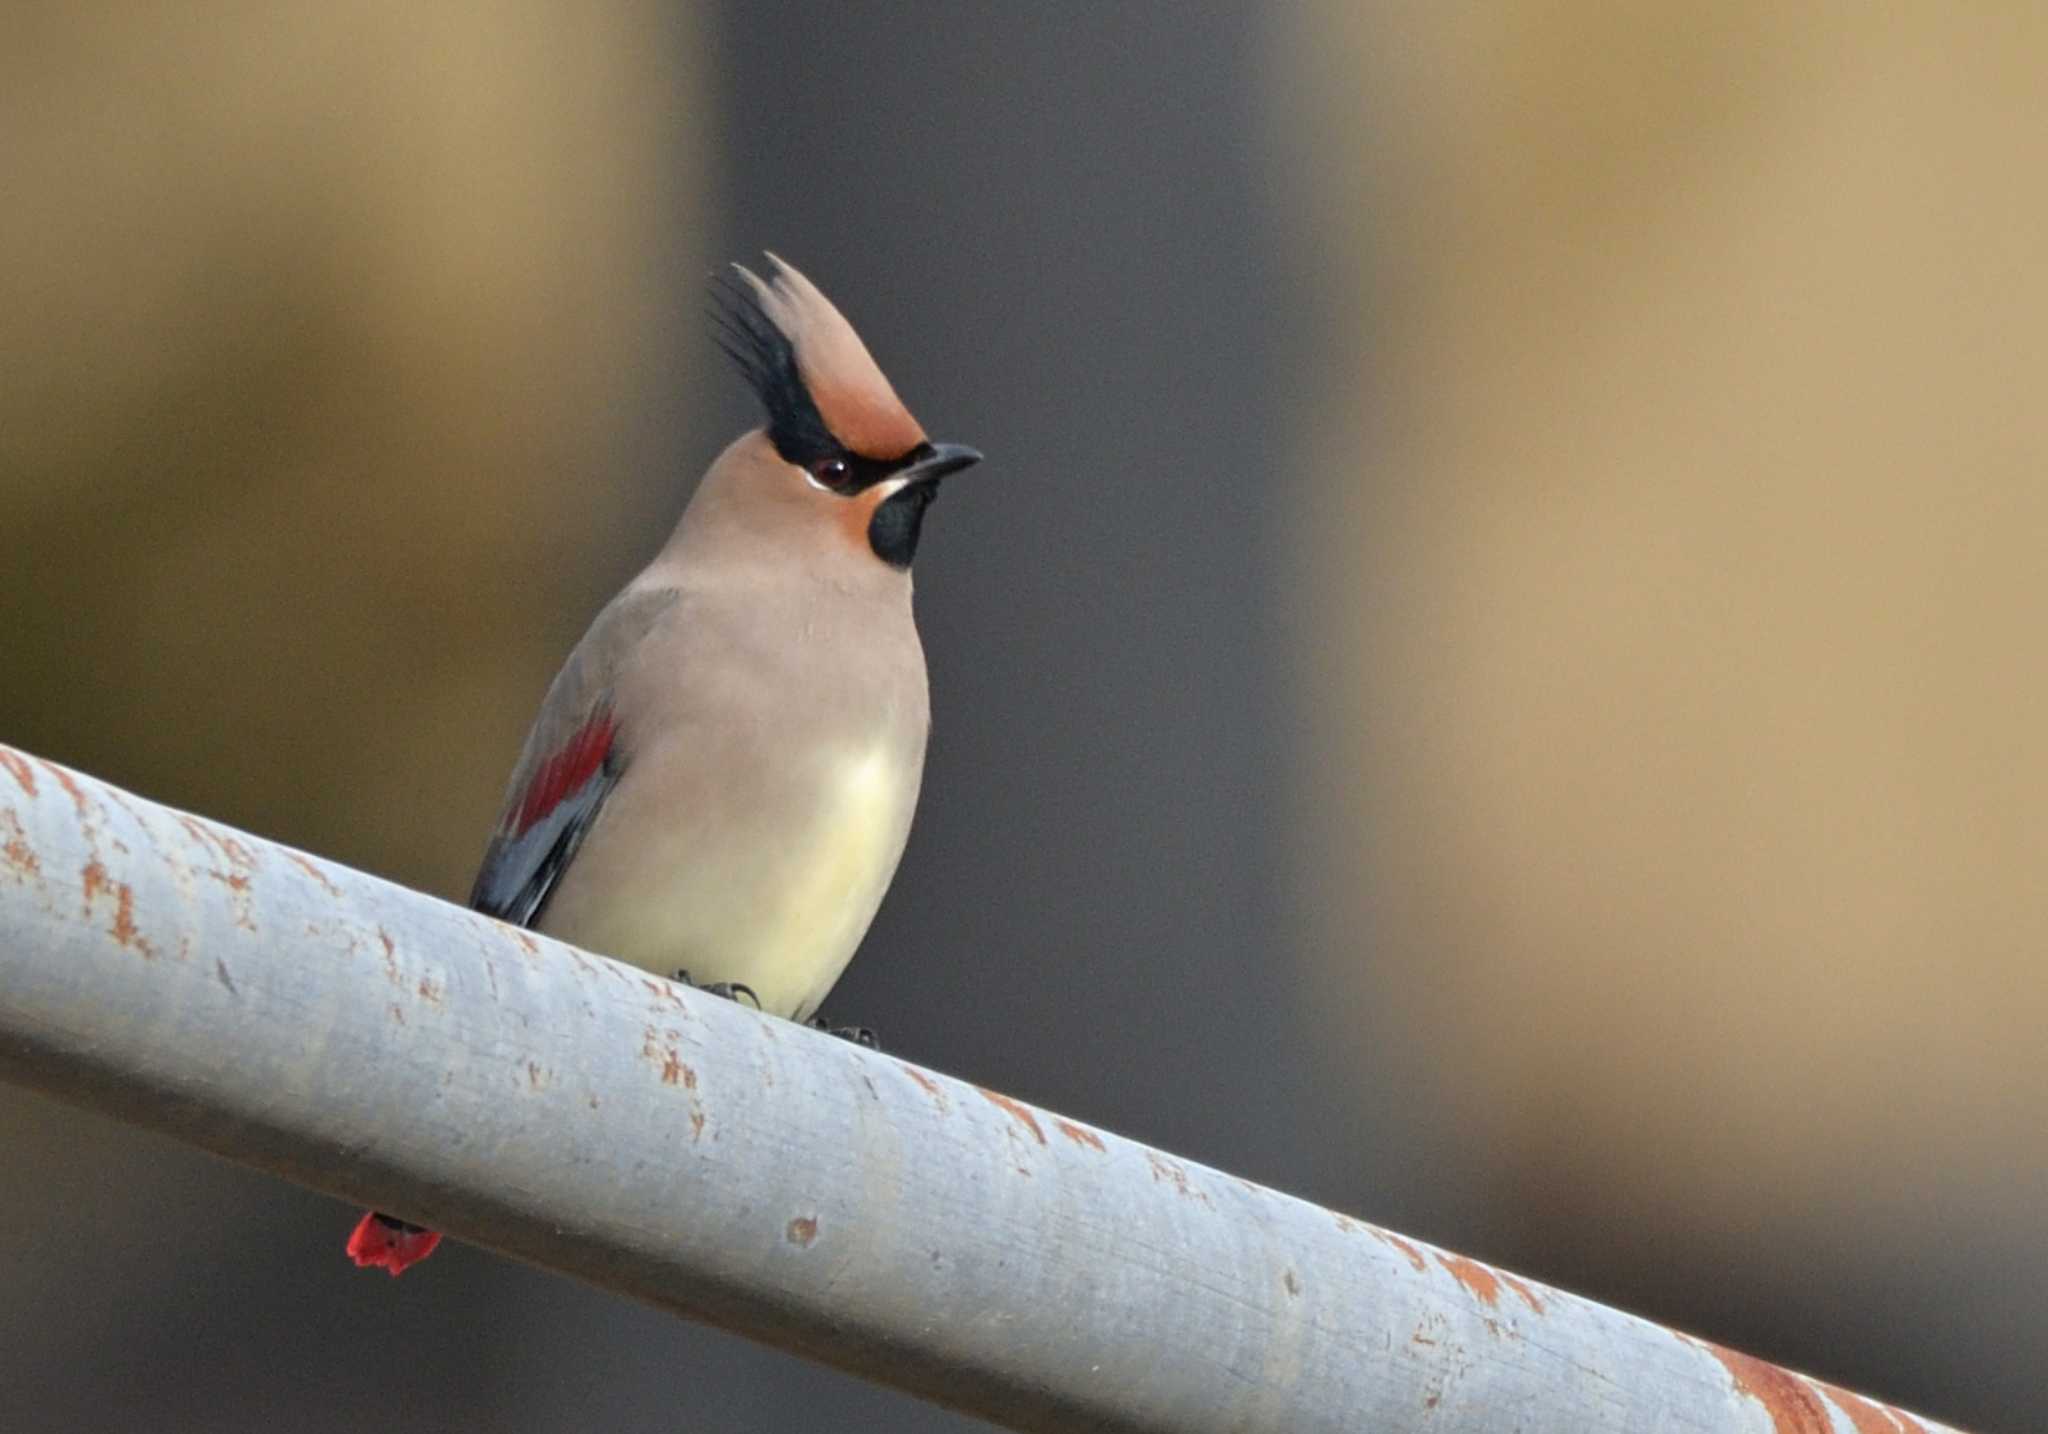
0,744,1959,1433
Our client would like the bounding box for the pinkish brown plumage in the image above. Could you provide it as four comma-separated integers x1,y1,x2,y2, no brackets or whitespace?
348,256,984,1274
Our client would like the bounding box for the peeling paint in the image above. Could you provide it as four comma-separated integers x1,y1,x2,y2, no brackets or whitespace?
110,882,148,955
978,1087,1045,1145
0,748,38,796
1055,1119,1105,1152
286,850,342,897
901,1063,948,1108
1,811,40,879
44,762,90,819
1689,1337,1832,1434
1371,1229,1429,1273
1497,1271,1547,1315
80,858,151,955
209,868,255,929
81,858,111,915
643,1026,687,1087
1144,1152,1211,1205
1435,1253,1503,1309
1820,1379,1917,1434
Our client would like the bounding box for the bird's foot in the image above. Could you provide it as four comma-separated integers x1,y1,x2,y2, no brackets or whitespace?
808,1015,879,1049
671,970,761,1010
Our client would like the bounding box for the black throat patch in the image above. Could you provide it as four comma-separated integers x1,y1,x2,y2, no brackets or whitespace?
868,481,940,570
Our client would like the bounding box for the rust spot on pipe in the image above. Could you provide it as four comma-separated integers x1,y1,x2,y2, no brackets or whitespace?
1435,1253,1503,1308
1819,1381,1917,1434
902,1064,946,1105
286,851,342,897
642,1026,686,1086
214,959,238,995
111,882,148,955
2,811,39,879
689,1110,705,1141
44,762,90,819
1368,1229,1433,1270
1144,1152,1211,1205
1498,1271,1547,1315
977,1088,1046,1144
0,748,38,796
180,815,256,870
1370,1229,1429,1273
208,868,255,929
642,977,684,1009
390,1003,406,1025
526,1061,546,1089
786,1216,818,1248
81,858,110,911
79,859,151,955
417,976,442,1004
679,1063,697,1091
1055,1119,1105,1152
1332,1212,1358,1235
1690,1338,1830,1434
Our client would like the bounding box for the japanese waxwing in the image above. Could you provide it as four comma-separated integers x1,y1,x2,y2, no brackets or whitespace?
349,254,982,1274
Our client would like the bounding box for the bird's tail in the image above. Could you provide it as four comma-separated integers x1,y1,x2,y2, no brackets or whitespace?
346,1211,442,1276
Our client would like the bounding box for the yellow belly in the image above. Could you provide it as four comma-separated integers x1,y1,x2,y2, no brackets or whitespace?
707,746,909,1018
544,744,916,1022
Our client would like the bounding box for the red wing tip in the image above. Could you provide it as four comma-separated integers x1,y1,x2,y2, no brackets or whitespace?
347,1211,443,1276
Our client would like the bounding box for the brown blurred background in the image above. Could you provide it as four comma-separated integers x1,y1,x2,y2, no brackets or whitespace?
2,4,2040,1430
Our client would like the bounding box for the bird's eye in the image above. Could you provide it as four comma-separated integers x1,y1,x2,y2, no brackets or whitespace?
807,458,849,490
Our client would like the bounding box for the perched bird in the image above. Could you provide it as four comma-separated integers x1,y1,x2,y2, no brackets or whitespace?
349,255,983,1274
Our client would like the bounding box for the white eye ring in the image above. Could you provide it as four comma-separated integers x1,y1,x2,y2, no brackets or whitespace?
803,469,833,492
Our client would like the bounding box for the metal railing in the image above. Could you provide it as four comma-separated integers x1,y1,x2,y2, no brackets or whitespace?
0,744,1959,1433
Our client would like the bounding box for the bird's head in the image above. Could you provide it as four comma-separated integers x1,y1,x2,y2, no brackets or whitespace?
708,255,982,571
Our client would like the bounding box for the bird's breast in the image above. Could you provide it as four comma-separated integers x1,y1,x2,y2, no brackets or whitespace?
539,731,923,1022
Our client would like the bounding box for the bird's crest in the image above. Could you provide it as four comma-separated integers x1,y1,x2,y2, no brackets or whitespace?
711,255,927,464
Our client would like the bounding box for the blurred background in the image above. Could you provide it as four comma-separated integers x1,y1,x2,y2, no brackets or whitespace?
2,4,2041,1430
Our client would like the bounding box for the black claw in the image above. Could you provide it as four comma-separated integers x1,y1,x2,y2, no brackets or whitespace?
808,1015,879,1049
672,971,760,1010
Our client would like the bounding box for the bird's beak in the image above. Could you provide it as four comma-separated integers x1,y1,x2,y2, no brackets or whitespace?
902,441,983,484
